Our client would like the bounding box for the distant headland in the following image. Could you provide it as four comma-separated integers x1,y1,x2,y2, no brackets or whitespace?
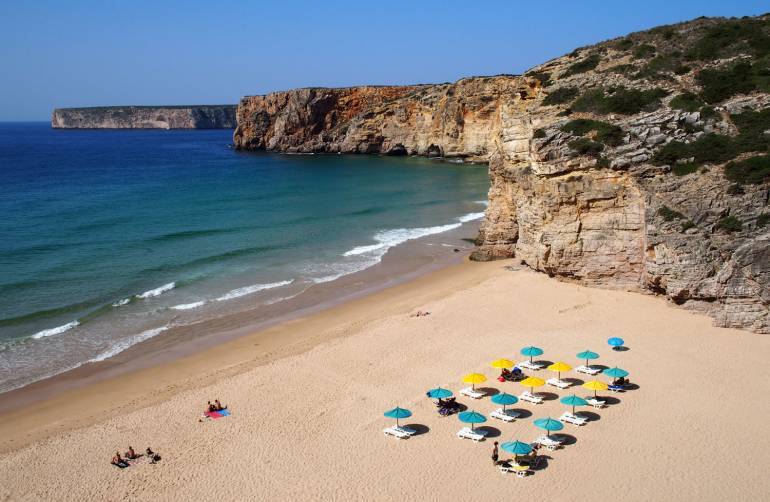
51,105,237,129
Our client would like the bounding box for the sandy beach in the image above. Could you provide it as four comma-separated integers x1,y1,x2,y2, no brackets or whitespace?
2,259,769,501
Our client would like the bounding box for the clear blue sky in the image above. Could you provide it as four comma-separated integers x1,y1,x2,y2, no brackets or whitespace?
1,0,767,120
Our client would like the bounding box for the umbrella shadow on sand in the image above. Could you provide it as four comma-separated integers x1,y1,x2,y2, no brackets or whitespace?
623,383,640,391
403,424,430,436
510,408,532,419
477,387,500,396
476,426,501,438
612,346,630,352
601,396,622,405
530,454,553,471
577,411,601,422
554,433,578,446
564,377,585,386
538,392,560,401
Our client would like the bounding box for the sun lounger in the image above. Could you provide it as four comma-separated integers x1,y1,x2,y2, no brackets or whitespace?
500,463,530,477
575,365,601,375
535,435,563,450
518,391,544,404
394,425,416,435
586,397,606,408
383,426,411,439
457,427,487,441
490,408,520,422
519,360,545,371
546,377,571,389
460,386,486,399
559,411,588,426
609,384,626,393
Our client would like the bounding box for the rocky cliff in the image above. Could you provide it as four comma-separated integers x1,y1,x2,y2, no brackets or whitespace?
234,15,770,333
52,105,237,129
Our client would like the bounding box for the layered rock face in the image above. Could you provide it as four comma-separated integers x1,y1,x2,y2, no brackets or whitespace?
234,15,770,333
52,105,237,129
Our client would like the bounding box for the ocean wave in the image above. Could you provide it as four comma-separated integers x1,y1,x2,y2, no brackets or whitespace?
89,326,170,363
214,280,294,302
30,320,80,339
344,222,462,258
475,200,490,206
457,211,485,223
112,298,131,307
136,282,175,299
171,301,206,310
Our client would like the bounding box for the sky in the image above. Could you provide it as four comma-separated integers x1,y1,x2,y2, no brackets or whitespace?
0,0,768,120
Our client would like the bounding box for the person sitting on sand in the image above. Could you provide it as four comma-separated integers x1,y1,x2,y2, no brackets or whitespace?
500,368,511,380
125,446,139,460
214,399,226,411
111,452,129,468
146,447,161,464
207,401,217,413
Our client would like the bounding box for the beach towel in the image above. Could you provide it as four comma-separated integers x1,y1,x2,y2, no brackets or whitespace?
205,409,231,419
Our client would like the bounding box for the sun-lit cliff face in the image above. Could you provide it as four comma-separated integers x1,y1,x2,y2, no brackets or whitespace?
52,105,237,129
234,15,770,333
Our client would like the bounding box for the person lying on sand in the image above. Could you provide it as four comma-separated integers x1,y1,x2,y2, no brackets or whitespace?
214,399,227,411
125,446,139,460
410,310,431,317
146,447,161,464
111,452,129,468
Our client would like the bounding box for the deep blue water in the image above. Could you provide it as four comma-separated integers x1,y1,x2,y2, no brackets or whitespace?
0,123,489,392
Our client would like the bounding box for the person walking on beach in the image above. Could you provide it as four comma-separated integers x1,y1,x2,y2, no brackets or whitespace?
492,441,499,464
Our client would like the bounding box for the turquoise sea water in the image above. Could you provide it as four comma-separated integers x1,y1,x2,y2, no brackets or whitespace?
0,123,489,392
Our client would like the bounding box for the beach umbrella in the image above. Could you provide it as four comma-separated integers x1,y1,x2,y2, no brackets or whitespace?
576,350,599,366
491,392,519,412
519,376,545,395
458,410,487,431
547,361,572,380
501,440,532,459
603,367,629,379
384,407,412,427
426,387,453,399
534,417,564,438
462,373,487,391
520,346,544,363
608,337,625,349
491,358,515,369
582,380,608,397
560,394,588,414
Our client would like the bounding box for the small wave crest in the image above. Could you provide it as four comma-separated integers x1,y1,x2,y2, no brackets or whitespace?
112,298,131,307
344,223,462,259
215,280,294,302
136,282,175,299
30,320,79,339
457,211,485,223
171,301,206,310
89,326,170,363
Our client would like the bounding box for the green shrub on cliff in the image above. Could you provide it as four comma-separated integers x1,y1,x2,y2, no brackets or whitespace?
533,128,546,139
572,87,668,115
658,206,685,221
724,156,770,185
653,134,738,167
633,44,657,59
670,92,704,112
542,87,579,105
757,213,770,227
716,215,743,232
527,71,552,86
563,54,601,77
731,107,770,153
697,61,770,103
561,119,624,146
685,17,770,61
568,137,604,156
614,39,634,51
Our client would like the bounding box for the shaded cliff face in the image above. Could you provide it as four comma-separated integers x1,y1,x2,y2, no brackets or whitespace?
234,15,770,333
52,106,237,129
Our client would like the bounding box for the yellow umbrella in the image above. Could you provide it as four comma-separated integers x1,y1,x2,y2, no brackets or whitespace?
547,362,572,380
582,380,608,397
462,373,487,390
519,376,545,394
491,358,514,369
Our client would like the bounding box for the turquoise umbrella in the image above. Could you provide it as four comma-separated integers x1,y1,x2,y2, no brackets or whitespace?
560,394,588,414
501,440,532,458
491,393,519,412
520,346,544,363
384,407,412,427
533,417,564,437
426,387,453,399
458,410,487,431
603,367,629,378
576,350,599,366
608,337,625,348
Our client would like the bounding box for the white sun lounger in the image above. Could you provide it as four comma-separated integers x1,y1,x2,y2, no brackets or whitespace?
535,435,563,450
460,387,486,399
586,397,606,408
559,412,588,426
519,391,544,404
383,426,411,439
609,385,626,393
500,463,529,477
546,378,571,389
519,360,546,371
457,427,487,442
395,425,416,435
575,365,601,375
490,408,520,422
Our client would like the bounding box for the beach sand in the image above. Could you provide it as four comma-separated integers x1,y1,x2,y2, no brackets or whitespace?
1,259,769,501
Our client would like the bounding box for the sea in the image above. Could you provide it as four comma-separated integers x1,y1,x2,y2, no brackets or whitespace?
0,123,489,394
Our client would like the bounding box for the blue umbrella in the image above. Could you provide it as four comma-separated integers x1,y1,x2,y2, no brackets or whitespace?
501,440,532,457
520,346,544,363
533,417,564,437
560,394,588,414
608,337,625,348
491,392,519,412
384,407,412,427
576,350,599,366
426,387,453,399
458,410,487,431
603,367,629,378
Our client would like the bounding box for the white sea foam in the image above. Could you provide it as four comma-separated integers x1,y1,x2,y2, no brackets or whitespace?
344,222,462,259
112,298,131,307
89,326,170,363
215,280,294,302
475,200,490,206
457,211,485,223
171,301,206,310
136,282,176,299
31,320,80,339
